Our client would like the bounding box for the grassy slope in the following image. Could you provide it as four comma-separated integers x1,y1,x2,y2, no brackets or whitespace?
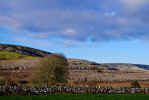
0,51,32,60
0,94,149,100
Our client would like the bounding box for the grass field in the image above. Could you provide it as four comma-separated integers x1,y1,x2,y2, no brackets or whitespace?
0,94,149,100
0,51,32,60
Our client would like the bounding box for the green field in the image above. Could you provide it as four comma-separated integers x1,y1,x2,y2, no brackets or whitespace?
0,51,32,60
0,94,149,100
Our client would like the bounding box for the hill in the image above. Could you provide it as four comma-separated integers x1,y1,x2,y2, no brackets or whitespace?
1,44,149,87
0,44,51,57
68,59,149,83
68,58,149,71
0,51,33,60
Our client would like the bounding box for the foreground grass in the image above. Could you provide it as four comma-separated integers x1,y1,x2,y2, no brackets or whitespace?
0,51,32,60
1,94,149,100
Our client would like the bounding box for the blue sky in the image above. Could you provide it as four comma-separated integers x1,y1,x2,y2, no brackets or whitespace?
0,0,149,64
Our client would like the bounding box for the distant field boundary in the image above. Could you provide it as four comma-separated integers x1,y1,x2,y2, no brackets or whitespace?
1,94,149,100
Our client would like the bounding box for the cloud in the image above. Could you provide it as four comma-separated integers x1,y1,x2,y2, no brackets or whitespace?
0,0,149,44
121,0,148,8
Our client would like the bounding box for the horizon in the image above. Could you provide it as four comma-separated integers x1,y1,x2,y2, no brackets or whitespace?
0,42,148,65
0,0,149,65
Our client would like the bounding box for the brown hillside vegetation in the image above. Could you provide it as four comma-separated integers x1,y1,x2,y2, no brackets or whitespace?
0,44,149,88
0,57,149,87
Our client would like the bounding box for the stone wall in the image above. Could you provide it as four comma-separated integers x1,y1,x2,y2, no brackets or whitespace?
0,86,149,95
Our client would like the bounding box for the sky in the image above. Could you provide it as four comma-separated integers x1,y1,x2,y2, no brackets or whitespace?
0,0,149,64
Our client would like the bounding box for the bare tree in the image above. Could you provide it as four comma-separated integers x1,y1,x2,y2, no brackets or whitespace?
32,54,69,85
131,80,141,88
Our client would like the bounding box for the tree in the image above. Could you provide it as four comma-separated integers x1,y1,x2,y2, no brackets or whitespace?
131,80,141,88
32,54,69,85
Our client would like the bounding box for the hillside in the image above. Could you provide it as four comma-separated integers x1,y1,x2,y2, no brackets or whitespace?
0,44,51,57
1,44,149,87
0,51,33,60
68,59,149,71
68,59,149,83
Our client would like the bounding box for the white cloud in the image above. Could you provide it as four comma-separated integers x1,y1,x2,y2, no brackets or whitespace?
0,0,149,43
121,0,148,9
63,28,77,36
104,11,116,16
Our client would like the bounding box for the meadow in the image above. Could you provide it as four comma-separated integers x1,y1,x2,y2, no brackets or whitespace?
0,94,149,100
0,51,32,60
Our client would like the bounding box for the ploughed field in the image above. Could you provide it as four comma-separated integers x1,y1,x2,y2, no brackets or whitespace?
1,94,149,100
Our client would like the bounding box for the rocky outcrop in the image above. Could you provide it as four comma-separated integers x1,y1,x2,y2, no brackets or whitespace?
0,44,51,57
